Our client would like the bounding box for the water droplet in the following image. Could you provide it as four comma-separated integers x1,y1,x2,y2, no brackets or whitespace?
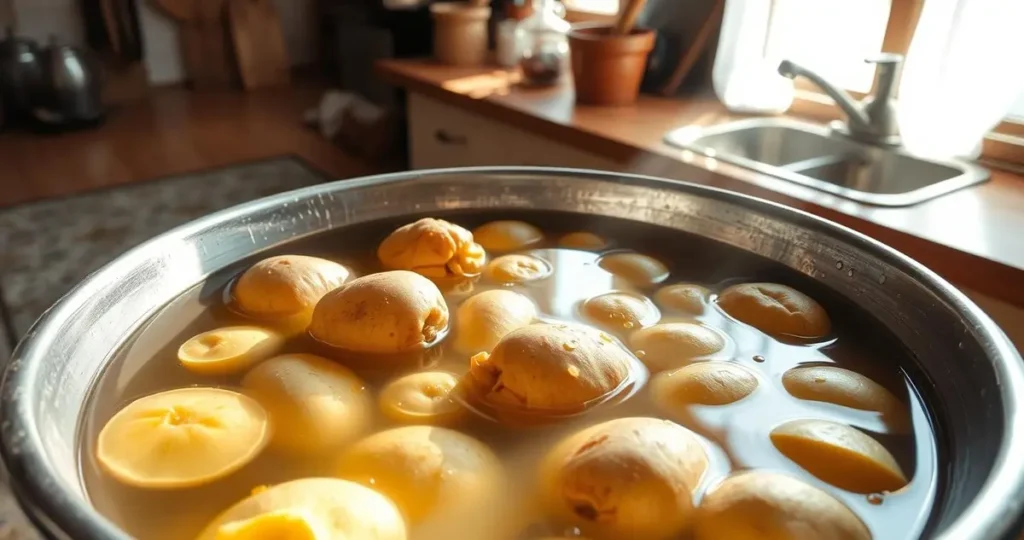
635,350,646,358
623,321,635,329
563,527,583,537
753,355,765,363
958,341,965,349
813,376,826,383
368,477,376,485
599,333,613,343
563,342,578,351
567,366,581,378
866,493,884,505
847,269,854,277
836,261,844,270
878,275,886,284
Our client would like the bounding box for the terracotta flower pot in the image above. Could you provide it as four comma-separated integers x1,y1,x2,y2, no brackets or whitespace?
569,23,656,106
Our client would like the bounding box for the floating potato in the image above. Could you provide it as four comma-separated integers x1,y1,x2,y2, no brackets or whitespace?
233,255,350,319
378,217,486,279
195,478,406,540
241,354,371,455
580,292,659,333
770,419,907,494
693,471,870,540
717,283,831,339
629,323,726,372
783,365,910,432
177,326,283,376
96,387,269,490
454,289,537,355
309,270,449,354
652,362,758,411
379,371,465,425
473,220,544,252
484,254,552,284
558,232,607,250
468,323,634,412
336,426,503,527
654,283,711,315
540,417,709,540
597,252,669,287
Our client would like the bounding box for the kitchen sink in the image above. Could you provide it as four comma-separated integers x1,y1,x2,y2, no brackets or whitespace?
664,118,990,206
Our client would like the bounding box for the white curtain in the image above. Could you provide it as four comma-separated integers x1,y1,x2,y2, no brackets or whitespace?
897,0,1024,158
711,0,794,114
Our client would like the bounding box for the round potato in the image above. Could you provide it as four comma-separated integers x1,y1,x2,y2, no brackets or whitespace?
378,217,486,279
379,371,465,425
652,361,758,409
467,323,634,412
540,417,709,540
484,254,551,284
241,354,372,455
580,292,659,333
559,232,607,250
654,283,711,315
178,326,283,376
782,365,909,432
309,270,449,354
629,323,727,372
770,419,907,493
473,220,544,252
597,252,669,287
717,283,831,339
454,289,537,355
232,255,349,319
693,471,870,540
196,478,406,540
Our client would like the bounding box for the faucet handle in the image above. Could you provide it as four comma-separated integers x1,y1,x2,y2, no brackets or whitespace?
864,53,904,66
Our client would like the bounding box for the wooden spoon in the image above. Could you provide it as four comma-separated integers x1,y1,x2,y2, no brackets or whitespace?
612,0,647,35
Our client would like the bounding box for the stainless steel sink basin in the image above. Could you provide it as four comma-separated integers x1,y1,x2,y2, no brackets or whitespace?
664,118,990,206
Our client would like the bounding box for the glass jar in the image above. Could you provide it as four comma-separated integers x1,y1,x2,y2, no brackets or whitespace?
518,0,570,86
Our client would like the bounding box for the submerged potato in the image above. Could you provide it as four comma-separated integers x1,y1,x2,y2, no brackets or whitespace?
629,322,727,372
693,471,870,540
196,478,406,540
96,387,269,490
652,361,758,409
177,326,283,376
241,354,372,454
782,365,909,432
378,217,486,279
309,270,449,354
454,289,537,355
654,283,711,315
468,323,633,412
336,426,503,526
473,220,544,252
379,371,465,425
559,232,607,250
717,283,831,338
540,417,709,540
484,254,552,284
233,255,350,319
597,252,669,287
580,292,659,333
770,419,907,494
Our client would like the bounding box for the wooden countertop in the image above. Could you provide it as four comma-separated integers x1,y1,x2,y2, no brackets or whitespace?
376,59,1024,307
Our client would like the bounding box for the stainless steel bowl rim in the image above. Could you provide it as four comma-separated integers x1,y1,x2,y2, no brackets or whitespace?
2,166,1022,540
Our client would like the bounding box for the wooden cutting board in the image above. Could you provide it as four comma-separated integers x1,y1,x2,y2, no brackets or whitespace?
228,0,290,90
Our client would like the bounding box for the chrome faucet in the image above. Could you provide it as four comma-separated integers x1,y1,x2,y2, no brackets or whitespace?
778,54,903,147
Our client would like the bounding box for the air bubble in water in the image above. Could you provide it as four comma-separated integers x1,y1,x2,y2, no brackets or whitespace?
836,261,844,270
753,355,765,363
867,493,884,505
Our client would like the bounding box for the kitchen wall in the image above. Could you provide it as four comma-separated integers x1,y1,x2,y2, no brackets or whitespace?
11,0,316,85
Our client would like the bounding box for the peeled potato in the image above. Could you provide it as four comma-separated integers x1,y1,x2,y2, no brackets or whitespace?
177,326,283,376
233,255,349,319
654,283,711,315
454,289,537,355
484,254,551,284
629,323,726,372
378,217,486,279
580,292,659,333
782,365,909,432
770,419,907,493
468,323,634,412
379,371,465,425
693,471,870,540
309,270,449,354
195,478,406,540
540,417,708,540
96,387,269,489
241,354,371,454
652,362,758,409
336,426,503,528
597,252,669,287
473,220,544,252
717,283,831,338
559,232,607,250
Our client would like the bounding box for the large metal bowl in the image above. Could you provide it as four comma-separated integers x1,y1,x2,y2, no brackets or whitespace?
2,167,1022,539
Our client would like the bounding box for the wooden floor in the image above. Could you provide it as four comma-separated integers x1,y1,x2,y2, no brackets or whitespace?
0,81,386,208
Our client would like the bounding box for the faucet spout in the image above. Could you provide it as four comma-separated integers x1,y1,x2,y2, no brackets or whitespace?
777,60,872,132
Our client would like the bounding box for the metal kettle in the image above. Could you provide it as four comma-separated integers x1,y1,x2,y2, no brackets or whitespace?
39,36,104,124
0,27,44,121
